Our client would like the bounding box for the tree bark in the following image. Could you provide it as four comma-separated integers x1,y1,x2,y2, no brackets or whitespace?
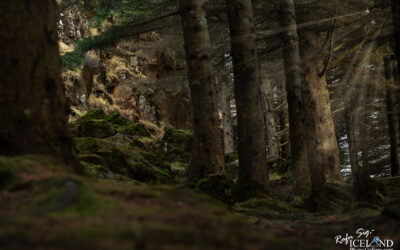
384,57,400,176
279,80,291,158
0,0,79,170
345,107,380,204
345,109,360,179
179,0,225,181
299,30,342,182
261,80,279,160
391,0,400,76
219,81,235,155
278,0,311,198
226,0,269,191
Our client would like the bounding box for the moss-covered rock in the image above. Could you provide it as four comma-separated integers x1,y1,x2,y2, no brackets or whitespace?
79,154,108,167
104,111,131,128
75,137,131,176
170,162,187,179
163,128,193,162
74,119,117,138
71,110,152,138
119,123,150,137
74,138,173,184
75,109,107,123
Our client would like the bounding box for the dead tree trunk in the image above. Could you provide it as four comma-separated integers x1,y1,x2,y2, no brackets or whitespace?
226,0,269,191
0,0,79,170
179,0,225,181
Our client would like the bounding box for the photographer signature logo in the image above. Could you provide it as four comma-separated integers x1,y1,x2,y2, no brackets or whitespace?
334,228,394,249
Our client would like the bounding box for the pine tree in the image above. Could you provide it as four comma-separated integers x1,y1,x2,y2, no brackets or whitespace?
226,0,269,192
179,0,225,181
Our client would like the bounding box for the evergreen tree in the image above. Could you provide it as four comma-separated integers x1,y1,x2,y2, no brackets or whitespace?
179,0,225,181
226,0,269,192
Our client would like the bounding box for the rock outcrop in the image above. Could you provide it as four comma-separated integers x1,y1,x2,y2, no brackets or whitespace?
59,5,192,129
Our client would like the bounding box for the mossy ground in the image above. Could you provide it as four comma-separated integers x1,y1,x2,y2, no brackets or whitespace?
1,111,399,249
1,154,399,249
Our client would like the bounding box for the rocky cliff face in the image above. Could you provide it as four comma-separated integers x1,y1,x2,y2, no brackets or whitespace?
59,6,192,130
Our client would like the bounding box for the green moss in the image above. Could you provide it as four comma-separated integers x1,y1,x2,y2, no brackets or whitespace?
237,196,294,214
161,128,193,163
170,162,187,181
127,151,173,184
290,196,304,207
29,178,115,215
75,137,172,184
0,155,68,190
119,123,150,137
74,119,117,138
376,176,400,197
79,154,108,167
105,112,131,128
72,110,141,138
74,137,100,152
75,138,130,175
197,175,234,204
164,128,193,146
75,109,107,123
224,153,239,163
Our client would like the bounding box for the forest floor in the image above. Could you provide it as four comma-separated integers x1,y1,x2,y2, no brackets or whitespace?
0,110,399,250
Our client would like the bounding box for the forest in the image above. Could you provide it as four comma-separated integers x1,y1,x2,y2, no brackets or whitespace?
0,0,399,249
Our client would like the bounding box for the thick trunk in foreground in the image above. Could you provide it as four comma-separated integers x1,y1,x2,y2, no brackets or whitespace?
384,57,400,176
226,0,269,191
0,0,79,170
299,31,342,184
180,0,225,181
278,0,311,198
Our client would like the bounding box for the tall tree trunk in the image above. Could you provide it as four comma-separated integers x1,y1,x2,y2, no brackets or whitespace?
219,80,235,155
299,30,342,182
345,109,360,180
278,0,311,198
345,107,381,204
391,0,400,75
261,80,279,160
180,0,225,181
226,0,269,191
279,80,291,158
0,0,79,170
384,57,400,176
